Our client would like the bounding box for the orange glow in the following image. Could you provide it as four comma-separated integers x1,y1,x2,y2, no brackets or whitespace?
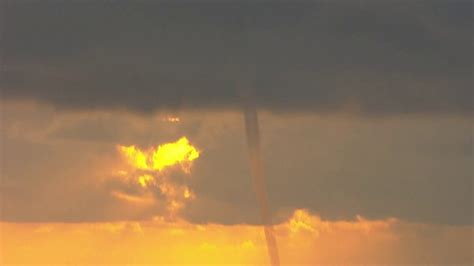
289,209,316,233
163,116,180,122
2,209,471,265
111,191,155,205
183,187,194,199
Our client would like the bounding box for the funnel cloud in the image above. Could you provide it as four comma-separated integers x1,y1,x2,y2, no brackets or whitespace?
243,90,280,266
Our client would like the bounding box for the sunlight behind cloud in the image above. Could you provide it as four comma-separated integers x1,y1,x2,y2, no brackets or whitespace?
118,136,199,172
115,137,201,217
1,209,471,265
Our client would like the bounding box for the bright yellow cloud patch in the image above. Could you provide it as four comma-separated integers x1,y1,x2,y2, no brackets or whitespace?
115,137,200,217
151,137,199,172
118,136,199,172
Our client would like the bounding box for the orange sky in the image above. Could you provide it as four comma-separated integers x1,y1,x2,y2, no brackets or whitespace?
1,209,472,265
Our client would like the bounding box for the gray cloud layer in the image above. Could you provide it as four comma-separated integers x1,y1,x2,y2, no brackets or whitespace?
1,103,472,225
1,1,472,114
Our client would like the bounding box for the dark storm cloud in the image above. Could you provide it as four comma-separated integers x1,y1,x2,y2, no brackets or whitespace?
1,0,472,114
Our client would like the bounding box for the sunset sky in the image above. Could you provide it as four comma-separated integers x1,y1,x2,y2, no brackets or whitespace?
0,1,472,265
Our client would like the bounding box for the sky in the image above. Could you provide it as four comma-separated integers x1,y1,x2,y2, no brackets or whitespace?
0,0,472,265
